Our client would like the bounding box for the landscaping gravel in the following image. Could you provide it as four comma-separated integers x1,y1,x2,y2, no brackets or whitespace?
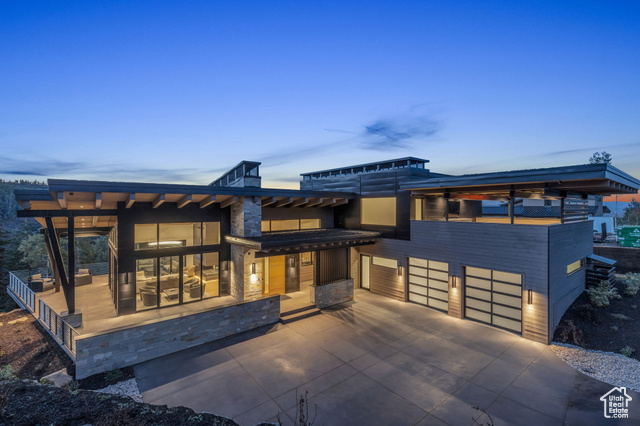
551,342,640,392
95,378,143,402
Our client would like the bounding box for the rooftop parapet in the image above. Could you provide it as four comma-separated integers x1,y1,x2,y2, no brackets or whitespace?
301,157,429,180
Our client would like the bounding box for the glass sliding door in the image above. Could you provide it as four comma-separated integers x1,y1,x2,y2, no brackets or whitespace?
361,255,371,289
159,256,180,307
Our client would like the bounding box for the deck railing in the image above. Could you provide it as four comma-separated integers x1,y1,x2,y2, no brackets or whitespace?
8,272,36,312
38,299,79,356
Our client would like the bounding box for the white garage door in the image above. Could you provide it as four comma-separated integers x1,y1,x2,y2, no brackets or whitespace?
408,257,449,312
464,266,522,333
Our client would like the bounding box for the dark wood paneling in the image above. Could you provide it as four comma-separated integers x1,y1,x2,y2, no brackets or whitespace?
370,263,404,301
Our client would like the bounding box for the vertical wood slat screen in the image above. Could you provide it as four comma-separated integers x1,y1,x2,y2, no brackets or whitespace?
317,248,349,285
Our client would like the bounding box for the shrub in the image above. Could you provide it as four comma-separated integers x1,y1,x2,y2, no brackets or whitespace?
556,320,584,346
621,346,635,357
586,280,622,307
104,368,124,384
624,273,640,296
0,365,16,380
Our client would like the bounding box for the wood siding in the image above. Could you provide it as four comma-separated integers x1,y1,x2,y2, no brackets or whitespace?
354,220,552,343
547,220,593,337
317,248,349,285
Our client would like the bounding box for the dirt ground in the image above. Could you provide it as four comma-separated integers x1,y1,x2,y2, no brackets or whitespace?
0,380,240,426
0,309,247,425
0,309,74,380
554,279,640,359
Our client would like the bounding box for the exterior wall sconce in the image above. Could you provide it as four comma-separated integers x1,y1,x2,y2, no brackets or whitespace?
251,263,256,275
289,257,296,268
397,265,404,276
222,261,229,271
528,289,533,305
451,276,457,288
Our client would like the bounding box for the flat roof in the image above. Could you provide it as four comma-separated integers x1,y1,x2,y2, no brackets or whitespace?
225,229,380,254
402,164,640,196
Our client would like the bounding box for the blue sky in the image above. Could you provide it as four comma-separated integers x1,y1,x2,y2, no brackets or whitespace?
1,1,639,188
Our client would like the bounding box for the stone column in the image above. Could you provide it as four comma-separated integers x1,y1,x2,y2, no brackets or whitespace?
230,196,263,301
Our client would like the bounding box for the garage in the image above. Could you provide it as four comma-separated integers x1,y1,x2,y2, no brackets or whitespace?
464,266,522,333
408,257,449,312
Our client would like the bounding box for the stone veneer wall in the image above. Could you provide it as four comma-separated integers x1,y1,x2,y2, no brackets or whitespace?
74,296,280,379
230,196,263,301
310,279,354,309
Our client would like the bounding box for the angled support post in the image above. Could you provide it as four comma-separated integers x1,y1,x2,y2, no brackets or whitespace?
44,217,74,313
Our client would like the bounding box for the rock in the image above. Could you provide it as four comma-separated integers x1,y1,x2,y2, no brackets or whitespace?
7,317,28,325
95,378,143,403
41,368,73,387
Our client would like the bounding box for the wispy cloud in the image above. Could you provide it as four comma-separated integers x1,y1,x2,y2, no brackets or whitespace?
360,116,440,151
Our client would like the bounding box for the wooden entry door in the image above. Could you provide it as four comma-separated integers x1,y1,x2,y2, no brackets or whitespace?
265,256,286,295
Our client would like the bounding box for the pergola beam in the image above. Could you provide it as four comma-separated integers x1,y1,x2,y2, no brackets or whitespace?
57,192,67,209
152,194,165,208
126,194,135,208
262,197,277,207
274,197,293,207
304,198,322,208
177,194,192,208
221,196,239,208
95,193,102,209
291,198,308,208
199,195,216,208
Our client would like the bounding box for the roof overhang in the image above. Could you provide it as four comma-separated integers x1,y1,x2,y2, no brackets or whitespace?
225,229,380,256
402,164,640,198
14,179,355,231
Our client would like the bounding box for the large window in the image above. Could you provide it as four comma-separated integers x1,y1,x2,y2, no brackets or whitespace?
135,222,220,250
261,219,321,232
136,251,219,311
361,198,396,226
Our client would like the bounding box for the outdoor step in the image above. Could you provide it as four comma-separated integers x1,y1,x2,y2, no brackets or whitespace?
280,306,321,324
280,304,317,317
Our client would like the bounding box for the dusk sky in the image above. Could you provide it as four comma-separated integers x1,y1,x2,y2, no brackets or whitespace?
1,1,639,188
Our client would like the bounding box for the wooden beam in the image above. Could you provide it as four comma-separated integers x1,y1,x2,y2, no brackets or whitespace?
317,198,336,207
199,195,216,208
262,197,277,207
304,198,322,208
291,198,309,208
221,196,239,208
57,192,67,209
274,197,293,207
95,193,102,209
152,194,165,208
126,193,135,208
177,194,192,208
18,209,118,218
20,201,31,210
92,216,98,227
333,199,349,207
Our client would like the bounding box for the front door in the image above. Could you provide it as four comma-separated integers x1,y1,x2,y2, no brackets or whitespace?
361,255,370,289
264,256,286,295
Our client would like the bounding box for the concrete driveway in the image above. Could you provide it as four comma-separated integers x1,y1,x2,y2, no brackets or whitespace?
135,290,640,425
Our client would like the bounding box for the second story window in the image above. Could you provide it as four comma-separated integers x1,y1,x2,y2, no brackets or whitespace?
361,197,396,226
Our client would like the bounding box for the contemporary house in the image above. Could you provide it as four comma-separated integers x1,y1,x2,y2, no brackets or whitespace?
8,157,640,378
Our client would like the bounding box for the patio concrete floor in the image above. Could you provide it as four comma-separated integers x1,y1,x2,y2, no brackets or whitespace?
135,289,640,425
